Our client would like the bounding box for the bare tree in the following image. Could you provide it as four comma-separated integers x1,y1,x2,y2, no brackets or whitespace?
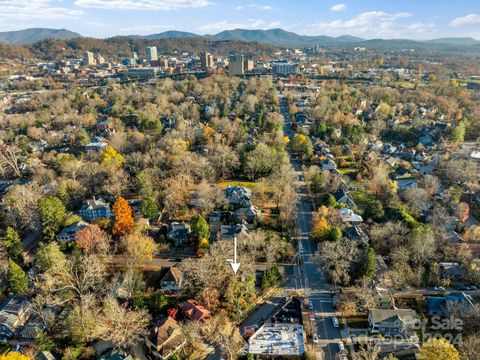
0,145,22,178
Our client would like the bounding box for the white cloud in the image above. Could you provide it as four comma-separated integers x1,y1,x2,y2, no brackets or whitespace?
199,19,281,33
235,3,275,11
311,11,415,37
450,13,480,27
330,3,346,12
0,0,83,20
74,0,211,10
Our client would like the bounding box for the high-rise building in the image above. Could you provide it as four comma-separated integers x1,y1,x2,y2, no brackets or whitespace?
272,62,299,76
146,46,158,65
244,58,254,72
200,52,214,68
229,54,244,76
96,54,105,65
82,51,96,66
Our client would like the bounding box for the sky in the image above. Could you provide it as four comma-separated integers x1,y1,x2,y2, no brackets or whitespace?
1,0,480,40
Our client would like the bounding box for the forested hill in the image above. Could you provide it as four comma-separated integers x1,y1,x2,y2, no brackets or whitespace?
0,37,281,61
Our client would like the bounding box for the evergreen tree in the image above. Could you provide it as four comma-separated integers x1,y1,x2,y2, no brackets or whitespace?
360,247,376,281
7,258,28,294
261,265,282,289
191,214,210,241
141,196,160,219
3,227,23,260
38,196,66,241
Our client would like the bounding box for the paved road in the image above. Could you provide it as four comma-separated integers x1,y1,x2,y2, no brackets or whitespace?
281,98,342,360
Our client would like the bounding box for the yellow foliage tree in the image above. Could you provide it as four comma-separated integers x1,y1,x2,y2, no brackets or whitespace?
123,233,157,263
112,196,135,237
418,339,459,360
0,353,31,360
312,216,330,240
283,136,291,144
102,145,125,168
204,125,215,141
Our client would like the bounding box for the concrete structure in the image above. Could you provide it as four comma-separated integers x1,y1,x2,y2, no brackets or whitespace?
146,46,159,65
83,51,96,66
127,67,157,78
229,54,245,76
272,62,299,75
248,324,305,356
200,52,214,68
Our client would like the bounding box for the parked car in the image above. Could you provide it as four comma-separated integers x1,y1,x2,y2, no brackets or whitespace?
309,302,314,311
332,316,339,327
338,342,345,352
313,334,319,344
467,285,477,291
434,286,446,292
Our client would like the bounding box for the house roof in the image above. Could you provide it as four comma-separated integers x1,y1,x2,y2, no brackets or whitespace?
57,220,88,240
161,267,183,284
151,316,180,346
80,198,110,211
369,309,417,324
181,300,211,323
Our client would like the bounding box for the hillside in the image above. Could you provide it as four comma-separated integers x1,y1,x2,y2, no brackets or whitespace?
0,28,81,45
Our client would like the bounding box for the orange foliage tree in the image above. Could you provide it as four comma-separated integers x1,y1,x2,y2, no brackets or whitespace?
75,224,109,253
112,196,134,237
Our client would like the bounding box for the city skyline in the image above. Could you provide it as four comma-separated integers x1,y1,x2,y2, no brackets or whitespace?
1,0,480,40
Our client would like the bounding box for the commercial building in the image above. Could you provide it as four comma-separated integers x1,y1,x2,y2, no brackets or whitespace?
248,324,305,356
146,46,159,65
127,67,157,78
82,51,96,66
272,62,299,76
200,52,214,68
244,58,254,72
229,54,245,76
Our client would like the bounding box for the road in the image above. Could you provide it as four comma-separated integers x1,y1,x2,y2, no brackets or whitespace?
281,98,342,360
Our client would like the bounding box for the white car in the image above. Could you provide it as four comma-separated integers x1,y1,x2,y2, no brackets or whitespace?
332,316,339,328
338,342,345,352
434,286,446,292
313,334,319,343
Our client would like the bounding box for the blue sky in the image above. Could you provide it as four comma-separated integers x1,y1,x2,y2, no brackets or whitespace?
1,0,480,39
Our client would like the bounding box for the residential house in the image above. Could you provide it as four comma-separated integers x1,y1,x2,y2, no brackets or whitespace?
345,225,368,245
373,287,393,310
320,159,337,171
225,186,252,207
167,222,191,246
419,134,433,147
98,349,133,360
438,262,466,282
146,316,185,360
397,179,417,192
333,189,356,208
181,300,211,323
20,315,47,339
79,198,113,221
426,292,475,317
339,208,363,224
220,221,250,241
368,308,418,335
56,220,88,242
160,267,183,292
0,295,32,339
231,204,262,223
85,141,108,153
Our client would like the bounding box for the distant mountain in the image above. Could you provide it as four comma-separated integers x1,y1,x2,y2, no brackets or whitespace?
424,37,480,46
208,28,365,47
144,30,200,39
0,28,81,45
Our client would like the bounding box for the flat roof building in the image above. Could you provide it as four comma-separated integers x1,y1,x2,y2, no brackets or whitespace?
229,54,245,76
248,324,305,356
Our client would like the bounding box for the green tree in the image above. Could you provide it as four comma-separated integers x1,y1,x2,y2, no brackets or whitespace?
261,265,282,289
149,291,168,309
38,196,66,241
326,194,337,207
141,196,160,219
191,214,210,241
360,247,376,281
36,242,67,273
364,198,384,221
450,121,466,143
7,258,28,294
311,173,323,194
3,227,23,260
326,226,342,242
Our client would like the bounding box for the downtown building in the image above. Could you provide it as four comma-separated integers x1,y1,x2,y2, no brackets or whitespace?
146,46,159,66
228,54,245,76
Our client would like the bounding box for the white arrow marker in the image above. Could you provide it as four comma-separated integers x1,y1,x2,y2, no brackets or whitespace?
231,236,240,274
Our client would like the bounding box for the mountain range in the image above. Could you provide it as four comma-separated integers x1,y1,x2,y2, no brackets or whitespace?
1,27,480,52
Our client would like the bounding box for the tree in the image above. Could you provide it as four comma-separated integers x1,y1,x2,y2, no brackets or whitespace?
141,196,160,219
191,214,210,241
36,242,67,273
312,216,330,241
261,265,282,289
75,224,109,254
102,145,125,168
3,182,43,231
0,145,22,178
450,121,466,143
456,202,470,223
0,353,30,360
96,297,150,350
360,247,376,281
122,234,157,263
7,258,28,294
460,335,480,360
408,225,436,265
363,198,385,221
38,196,66,241
316,239,360,286
419,338,459,360
3,227,23,260
291,134,313,159
112,196,134,237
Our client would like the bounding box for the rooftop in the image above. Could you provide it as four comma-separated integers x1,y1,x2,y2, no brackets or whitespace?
248,324,304,356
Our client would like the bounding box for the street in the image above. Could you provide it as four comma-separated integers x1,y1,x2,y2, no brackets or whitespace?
282,98,342,360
